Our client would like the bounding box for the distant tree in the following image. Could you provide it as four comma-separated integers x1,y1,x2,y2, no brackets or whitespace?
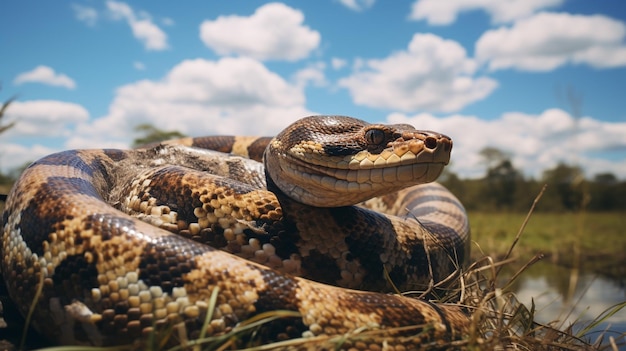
550,85,590,211
588,173,625,210
542,163,587,211
438,167,466,201
132,123,186,147
476,147,523,210
479,147,511,173
0,172,13,187
593,173,618,185
484,159,524,209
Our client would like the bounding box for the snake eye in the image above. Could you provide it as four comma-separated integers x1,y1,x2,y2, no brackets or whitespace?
365,129,385,146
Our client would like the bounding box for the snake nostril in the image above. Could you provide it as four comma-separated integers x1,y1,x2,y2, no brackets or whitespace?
424,137,438,149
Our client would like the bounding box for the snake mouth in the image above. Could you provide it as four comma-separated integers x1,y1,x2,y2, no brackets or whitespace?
286,159,447,191
273,157,446,207
276,138,450,204
287,136,451,187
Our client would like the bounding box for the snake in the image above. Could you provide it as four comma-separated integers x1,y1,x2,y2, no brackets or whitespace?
1,115,470,349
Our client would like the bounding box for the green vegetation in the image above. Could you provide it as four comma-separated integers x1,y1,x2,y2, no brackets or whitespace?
440,155,626,213
470,211,625,280
132,123,187,147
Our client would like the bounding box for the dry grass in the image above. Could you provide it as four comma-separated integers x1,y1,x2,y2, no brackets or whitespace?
450,254,624,351
449,185,625,351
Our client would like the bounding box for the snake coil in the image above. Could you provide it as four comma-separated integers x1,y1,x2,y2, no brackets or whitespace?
2,115,470,349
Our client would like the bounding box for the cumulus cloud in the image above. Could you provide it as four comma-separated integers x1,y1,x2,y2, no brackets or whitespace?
199,2,320,61
409,0,563,25
14,66,76,89
293,62,327,89
72,3,99,26
331,57,348,70
66,57,313,149
476,12,626,71
338,33,498,113
4,100,90,137
0,143,58,172
387,109,626,179
0,100,90,170
337,0,375,12
106,0,168,51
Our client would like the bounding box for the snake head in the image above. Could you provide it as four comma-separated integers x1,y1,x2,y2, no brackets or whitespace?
265,115,452,207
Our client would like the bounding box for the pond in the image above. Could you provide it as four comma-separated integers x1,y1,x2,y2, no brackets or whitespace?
510,261,626,349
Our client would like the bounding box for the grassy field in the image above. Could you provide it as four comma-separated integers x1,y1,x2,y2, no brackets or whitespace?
469,211,626,281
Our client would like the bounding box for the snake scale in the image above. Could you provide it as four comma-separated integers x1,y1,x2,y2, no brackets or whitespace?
1,115,470,349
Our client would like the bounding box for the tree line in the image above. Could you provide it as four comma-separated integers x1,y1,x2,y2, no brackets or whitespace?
440,147,626,212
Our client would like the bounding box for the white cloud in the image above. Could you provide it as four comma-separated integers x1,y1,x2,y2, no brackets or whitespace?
409,0,563,25
0,100,90,171
331,57,347,70
337,0,375,12
338,33,498,113
199,2,320,61
72,3,98,26
161,17,175,26
0,143,57,172
66,57,313,149
13,65,77,89
293,62,327,89
3,100,90,137
133,61,146,70
386,109,626,179
476,12,626,71
106,1,168,51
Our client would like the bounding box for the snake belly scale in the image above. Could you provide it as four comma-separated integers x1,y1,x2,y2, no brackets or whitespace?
1,115,470,349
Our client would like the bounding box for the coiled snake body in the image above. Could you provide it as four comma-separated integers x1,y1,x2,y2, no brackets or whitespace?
1,116,470,349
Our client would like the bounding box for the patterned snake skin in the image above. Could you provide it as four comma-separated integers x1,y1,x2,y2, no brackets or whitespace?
1,115,470,349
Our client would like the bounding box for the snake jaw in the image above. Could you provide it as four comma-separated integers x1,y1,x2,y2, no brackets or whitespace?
265,117,453,208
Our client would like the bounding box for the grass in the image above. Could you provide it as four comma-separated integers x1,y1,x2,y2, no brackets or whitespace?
469,211,626,279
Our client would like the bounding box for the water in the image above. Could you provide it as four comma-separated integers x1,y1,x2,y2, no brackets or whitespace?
511,261,626,349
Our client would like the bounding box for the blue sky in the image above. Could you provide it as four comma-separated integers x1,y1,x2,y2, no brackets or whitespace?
1,0,625,179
